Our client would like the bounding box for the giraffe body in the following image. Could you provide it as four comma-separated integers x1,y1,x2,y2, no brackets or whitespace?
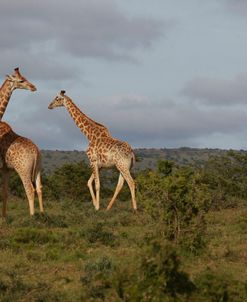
0,122,43,217
0,68,43,217
48,91,137,211
87,137,134,168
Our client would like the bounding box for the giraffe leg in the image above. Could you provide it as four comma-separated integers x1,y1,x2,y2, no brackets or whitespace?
2,168,9,218
87,173,97,207
35,171,44,213
117,167,137,210
21,177,35,216
92,163,100,210
87,166,101,210
106,173,125,210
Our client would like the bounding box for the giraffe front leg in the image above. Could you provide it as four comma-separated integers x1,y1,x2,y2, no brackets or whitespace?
92,163,100,210
87,173,97,207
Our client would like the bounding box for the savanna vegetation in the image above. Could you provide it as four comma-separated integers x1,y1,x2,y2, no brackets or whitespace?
1,149,247,301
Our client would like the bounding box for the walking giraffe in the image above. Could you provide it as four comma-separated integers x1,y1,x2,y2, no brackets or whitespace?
0,68,43,217
48,90,137,211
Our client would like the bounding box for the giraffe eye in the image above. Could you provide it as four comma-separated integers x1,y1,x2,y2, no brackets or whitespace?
19,80,24,83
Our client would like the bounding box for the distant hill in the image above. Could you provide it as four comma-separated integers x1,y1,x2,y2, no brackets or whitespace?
40,148,236,175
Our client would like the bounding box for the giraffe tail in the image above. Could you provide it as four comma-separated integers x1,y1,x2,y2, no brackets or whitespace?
131,151,136,169
32,152,41,188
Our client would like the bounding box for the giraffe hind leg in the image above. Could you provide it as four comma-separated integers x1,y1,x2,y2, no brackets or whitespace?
21,176,35,216
35,171,44,213
106,173,124,210
116,165,137,210
93,164,100,210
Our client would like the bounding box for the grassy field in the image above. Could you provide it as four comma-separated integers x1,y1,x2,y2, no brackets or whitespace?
0,197,148,301
1,195,247,301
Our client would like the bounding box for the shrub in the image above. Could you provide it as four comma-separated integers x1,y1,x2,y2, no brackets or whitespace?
43,161,91,201
201,151,247,209
137,166,210,253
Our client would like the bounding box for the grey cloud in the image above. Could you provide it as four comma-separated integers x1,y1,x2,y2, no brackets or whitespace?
88,95,247,147
226,0,247,15
181,75,247,106
6,92,87,150
0,49,78,81
0,0,165,78
7,93,247,150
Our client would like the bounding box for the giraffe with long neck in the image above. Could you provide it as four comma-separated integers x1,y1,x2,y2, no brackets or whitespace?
48,90,137,211
0,68,44,217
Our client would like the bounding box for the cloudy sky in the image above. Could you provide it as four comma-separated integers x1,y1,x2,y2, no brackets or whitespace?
1,0,247,150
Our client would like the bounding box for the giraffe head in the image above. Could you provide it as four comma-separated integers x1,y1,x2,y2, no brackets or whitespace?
48,90,67,109
6,68,37,91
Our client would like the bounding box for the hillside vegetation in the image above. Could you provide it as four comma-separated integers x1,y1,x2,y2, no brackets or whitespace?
41,147,229,174
0,149,247,301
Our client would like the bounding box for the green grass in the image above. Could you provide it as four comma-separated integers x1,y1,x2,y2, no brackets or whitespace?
1,197,247,301
0,198,146,301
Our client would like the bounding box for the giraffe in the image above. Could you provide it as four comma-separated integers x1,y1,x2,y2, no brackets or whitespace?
48,90,137,211
0,68,43,217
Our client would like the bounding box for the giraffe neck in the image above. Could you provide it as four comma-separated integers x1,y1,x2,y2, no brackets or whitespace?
0,80,14,120
64,98,109,141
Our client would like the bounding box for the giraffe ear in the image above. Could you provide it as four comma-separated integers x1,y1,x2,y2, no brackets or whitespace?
61,90,66,95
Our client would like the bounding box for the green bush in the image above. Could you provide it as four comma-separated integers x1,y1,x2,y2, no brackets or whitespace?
137,166,210,252
157,159,174,176
43,161,91,201
201,151,247,209
9,172,26,198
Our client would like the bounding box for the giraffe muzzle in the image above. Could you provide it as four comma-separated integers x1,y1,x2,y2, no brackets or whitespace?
30,86,37,92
